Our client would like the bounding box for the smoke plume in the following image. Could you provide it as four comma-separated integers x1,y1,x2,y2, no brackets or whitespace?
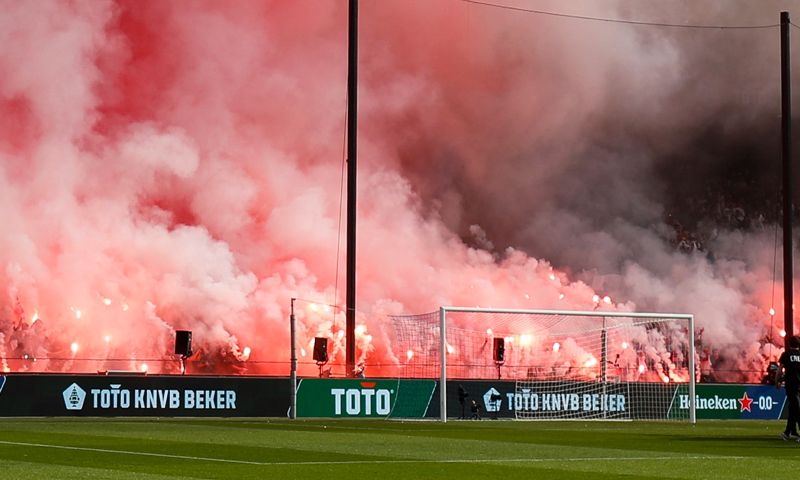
0,0,797,380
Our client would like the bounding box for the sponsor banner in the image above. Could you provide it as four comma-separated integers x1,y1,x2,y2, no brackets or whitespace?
0,374,784,420
439,382,786,421
668,384,786,420
0,375,289,417
295,378,436,418
435,381,642,420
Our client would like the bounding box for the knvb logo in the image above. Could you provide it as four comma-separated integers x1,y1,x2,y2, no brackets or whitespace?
483,387,502,412
63,383,87,410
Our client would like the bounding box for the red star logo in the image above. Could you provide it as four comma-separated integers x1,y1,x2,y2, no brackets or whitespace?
738,392,753,412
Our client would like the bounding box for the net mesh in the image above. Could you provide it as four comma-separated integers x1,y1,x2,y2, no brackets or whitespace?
386,308,694,421
387,310,692,382
386,312,440,378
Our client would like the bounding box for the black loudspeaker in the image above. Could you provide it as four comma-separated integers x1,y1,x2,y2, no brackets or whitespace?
493,337,505,363
175,330,192,356
313,337,328,363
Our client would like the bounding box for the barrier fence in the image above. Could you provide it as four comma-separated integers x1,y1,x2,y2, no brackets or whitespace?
0,375,786,420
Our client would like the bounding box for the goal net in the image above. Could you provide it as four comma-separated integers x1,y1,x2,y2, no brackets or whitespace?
386,307,695,423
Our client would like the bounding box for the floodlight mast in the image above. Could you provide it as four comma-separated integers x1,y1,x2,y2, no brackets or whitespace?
345,0,358,378
781,11,793,342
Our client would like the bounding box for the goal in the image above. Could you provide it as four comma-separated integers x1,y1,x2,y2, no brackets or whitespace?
387,307,696,423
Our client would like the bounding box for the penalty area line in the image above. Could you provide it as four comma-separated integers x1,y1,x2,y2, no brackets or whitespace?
0,440,744,466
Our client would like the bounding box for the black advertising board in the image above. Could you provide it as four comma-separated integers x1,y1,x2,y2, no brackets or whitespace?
426,380,681,420
0,375,777,420
0,375,290,417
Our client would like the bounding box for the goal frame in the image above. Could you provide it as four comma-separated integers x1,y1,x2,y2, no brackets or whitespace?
438,306,696,423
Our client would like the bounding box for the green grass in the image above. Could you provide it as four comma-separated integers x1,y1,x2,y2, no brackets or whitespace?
0,418,796,479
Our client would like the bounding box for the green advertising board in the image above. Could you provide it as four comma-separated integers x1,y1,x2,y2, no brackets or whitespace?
295,379,436,418
668,383,786,420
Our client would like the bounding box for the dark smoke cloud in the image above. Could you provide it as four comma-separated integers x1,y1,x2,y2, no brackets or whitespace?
360,0,800,378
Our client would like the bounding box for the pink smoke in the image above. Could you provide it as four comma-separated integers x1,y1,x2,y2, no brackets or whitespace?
0,0,795,380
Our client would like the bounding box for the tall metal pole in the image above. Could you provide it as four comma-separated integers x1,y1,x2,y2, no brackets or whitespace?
345,0,358,377
781,11,793,343
290,298,297,418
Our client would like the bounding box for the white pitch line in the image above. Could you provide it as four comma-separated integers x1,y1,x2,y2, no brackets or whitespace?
263,455,748,466
0,440,267,465
0,440,745,466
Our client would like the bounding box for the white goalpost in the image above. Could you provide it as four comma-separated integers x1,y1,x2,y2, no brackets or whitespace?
433,307,696,423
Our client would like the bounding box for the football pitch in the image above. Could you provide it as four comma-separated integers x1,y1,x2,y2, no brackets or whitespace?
0,418,796,479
